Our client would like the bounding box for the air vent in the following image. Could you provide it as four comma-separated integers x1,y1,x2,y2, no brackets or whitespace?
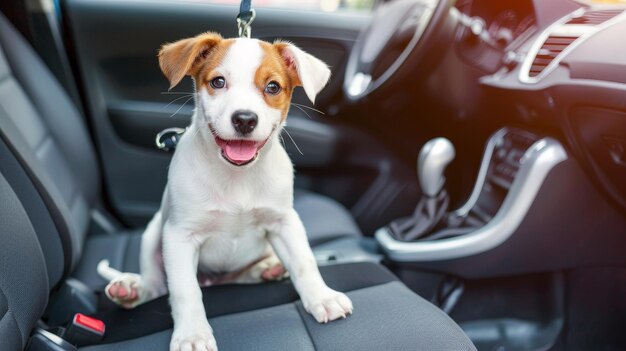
528,35,578,77
566,9,623,25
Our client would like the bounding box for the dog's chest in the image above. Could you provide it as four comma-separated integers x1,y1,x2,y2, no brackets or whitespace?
168,146,293,273
192,207,282,273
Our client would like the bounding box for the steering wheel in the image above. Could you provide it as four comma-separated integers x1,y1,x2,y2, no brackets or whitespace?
344,0,454,101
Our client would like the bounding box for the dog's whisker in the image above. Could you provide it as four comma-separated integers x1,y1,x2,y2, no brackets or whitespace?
291,104,313,120
283,128,303,156
190,126,199,137
164,94,195,109
160,91,195,95
208,125,218,138
169,96,195,118
290,102,325,115
279,134,286,148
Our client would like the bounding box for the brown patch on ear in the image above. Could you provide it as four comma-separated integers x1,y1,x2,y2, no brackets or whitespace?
272,41,302,88
256,41,297,120
158,32,223,89
196,40,235,95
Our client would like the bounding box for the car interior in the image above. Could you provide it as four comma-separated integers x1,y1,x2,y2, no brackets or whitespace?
1,0,625,350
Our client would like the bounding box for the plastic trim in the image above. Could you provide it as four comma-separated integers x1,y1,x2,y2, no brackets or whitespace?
455,128,507,216
519,7,626,84
375,132,567,262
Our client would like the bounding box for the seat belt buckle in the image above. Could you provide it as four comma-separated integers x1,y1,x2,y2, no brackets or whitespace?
64,313,105,346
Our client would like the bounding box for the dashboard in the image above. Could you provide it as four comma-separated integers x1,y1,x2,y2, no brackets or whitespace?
441,0,626,214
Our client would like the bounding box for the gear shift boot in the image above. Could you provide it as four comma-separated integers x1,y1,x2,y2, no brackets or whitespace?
387,137,455,242
389,190,449,241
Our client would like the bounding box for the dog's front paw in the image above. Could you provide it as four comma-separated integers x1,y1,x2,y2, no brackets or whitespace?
302,288,353,323
171,323,217,351
104,273,149,309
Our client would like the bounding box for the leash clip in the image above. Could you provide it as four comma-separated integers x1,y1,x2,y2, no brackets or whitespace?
236,9,256,38
156,127,187,152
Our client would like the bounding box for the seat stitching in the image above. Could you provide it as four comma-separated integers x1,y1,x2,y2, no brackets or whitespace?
293,302,318,351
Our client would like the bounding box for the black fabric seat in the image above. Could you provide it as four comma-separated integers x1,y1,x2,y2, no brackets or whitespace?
92,262,399,343
0,12,360,292
82,263,474,351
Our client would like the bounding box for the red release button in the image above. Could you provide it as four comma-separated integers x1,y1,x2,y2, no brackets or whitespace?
73,313,105,334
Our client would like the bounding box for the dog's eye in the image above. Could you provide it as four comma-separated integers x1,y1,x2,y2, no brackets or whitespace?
265,81,281,95
210,77,226,89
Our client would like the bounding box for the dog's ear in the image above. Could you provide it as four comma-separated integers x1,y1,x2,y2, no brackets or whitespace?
159,32,223,89
274,41,331,104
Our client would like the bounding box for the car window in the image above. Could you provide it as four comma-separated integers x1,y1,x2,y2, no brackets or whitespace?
189,0,376,13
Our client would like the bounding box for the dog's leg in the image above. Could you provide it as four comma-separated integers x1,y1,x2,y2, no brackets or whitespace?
104,211,167,308
139,211,168,296
163,222,217,351
268,209,353,323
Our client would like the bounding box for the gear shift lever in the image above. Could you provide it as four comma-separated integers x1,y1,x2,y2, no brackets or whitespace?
418,138,456,197
388,138,456,241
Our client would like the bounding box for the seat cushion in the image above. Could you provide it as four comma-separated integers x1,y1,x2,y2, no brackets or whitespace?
73,189,362,290
294,189,361,245
91,262,396,343
72,229,143,290
80,263,475,351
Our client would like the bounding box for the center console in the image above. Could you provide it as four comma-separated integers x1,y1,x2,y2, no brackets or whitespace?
376,125,626,279
376,127,568,262
312,126,626,278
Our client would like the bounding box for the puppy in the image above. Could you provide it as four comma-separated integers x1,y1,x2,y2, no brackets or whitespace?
97,32,353,351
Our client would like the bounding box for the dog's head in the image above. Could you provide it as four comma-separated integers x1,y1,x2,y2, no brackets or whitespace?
158,33,330,166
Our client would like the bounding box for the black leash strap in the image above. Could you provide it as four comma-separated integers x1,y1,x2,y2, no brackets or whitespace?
236,0,255,38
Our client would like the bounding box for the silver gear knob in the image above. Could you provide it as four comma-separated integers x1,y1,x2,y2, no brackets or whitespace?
417,138,455,197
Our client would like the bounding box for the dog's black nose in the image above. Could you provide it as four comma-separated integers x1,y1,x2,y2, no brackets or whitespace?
231,110,258,135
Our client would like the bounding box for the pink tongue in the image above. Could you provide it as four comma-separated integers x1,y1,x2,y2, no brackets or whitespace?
223,140,259,163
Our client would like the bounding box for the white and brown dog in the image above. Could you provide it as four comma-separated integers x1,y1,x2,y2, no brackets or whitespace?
97,32,353,351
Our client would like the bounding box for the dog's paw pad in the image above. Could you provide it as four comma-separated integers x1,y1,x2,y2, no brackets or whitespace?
306,290,353,324
107,283,138,300
104,273,143,308
261,263,287,281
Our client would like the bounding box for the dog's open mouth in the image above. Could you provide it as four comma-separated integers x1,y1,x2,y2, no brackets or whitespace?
215,136,266,166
